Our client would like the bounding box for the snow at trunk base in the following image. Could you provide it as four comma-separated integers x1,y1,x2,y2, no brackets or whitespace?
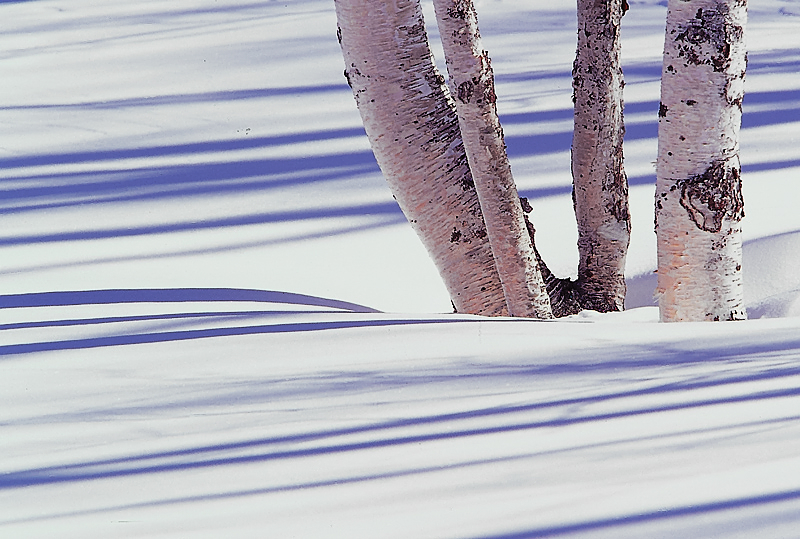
655,0,748,322
334,0,507,316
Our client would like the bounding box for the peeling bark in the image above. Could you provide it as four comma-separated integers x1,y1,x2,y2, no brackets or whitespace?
432,0,552,318
335,0,507,316
655,0,747,322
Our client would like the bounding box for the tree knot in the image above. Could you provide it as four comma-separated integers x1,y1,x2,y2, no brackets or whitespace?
677,159,744,233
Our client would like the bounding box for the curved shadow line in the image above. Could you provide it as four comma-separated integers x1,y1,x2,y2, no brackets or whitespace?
0,288,380,313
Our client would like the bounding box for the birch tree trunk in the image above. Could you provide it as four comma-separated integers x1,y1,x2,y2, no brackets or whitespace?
571,0,631,312
334,0,507,316
431,0,552,318
655,0,747,322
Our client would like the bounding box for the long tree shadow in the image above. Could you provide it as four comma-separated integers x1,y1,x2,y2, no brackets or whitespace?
3,379,799,490
4,56,797,214
0,202,403,247
508,51,800,200
0,86,349,113
6,414,799,528
2,55,797,255
0,215,405,277
466,488,800,538
1,148,378,216
0,316,476,357
3,314,800,487
0,81,399,249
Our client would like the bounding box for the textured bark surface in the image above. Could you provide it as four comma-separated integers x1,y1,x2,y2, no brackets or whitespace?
570,0,631,313
655,0,747,321
432,0,552,318
334,0,507,316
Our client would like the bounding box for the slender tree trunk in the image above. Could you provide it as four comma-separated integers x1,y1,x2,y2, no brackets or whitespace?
431,0,552,318
655,0,747,322
334,0,507,316
571,0,631,312
520,0,631,318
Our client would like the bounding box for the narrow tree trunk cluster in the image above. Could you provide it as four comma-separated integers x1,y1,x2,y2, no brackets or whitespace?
334,0,507,316
335,0,631,319
655,0,747,321
335,0,747,322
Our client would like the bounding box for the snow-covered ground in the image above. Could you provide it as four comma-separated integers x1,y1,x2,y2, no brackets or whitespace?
2,0,800,536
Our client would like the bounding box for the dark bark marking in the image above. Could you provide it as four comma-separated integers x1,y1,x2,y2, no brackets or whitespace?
678,160,744,233
424,70,446,90
402,21,426,38
605,143,631,228
673,5,743,73
460,175,475,191
659,102,668,117
450,228,462,243
457,80,474,103
447,0,473,20
726,90,744,111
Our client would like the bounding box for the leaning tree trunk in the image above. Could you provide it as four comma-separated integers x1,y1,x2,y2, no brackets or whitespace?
432,0,552,318
334,0,507,316
570,0,631,313
655,0,747,322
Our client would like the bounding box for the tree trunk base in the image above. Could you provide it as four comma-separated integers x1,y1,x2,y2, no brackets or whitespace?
521,198,624,318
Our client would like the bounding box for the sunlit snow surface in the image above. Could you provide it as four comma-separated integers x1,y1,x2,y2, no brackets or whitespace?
2,0,800,536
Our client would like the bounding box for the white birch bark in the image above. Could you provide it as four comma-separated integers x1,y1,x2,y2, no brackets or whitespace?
334,0,507,316
571,0,631,312
431,0,552,318
655,0,747,321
